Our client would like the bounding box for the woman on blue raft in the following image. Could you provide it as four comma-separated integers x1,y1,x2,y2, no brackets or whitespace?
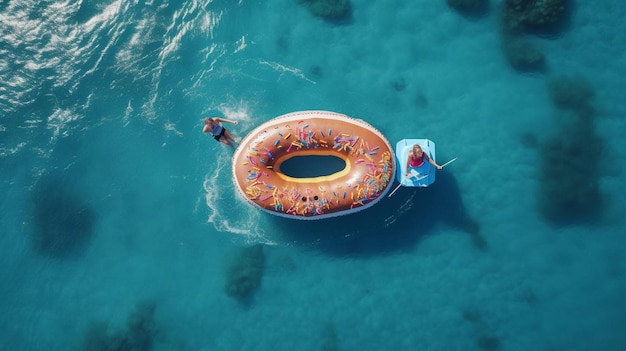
405,143,441,176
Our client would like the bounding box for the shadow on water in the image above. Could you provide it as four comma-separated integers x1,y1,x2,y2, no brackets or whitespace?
269,171,484,257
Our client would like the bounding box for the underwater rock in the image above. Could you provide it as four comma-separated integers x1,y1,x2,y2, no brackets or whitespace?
538,132,604,224
446,0,490,16
82,301,159,351
538,74,605,224
503,0,567,32
297,0,352,22
498,1,570,72
224,244,266,299
30,175,96,259
546,74,594,111
501,37,545,71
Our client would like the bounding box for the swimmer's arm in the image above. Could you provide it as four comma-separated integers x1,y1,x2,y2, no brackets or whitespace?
213,117,238,125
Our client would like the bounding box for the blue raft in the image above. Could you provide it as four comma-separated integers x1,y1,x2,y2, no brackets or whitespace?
394,138,437,188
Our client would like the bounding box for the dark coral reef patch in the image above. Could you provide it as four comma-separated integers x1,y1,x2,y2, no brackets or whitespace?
538,130,604,223
224,244,266,300
297,0,352,23
546,74,594,112
538,75,606,224
500,36,546,72
502,0,568,33
499,0,572,72
82,301,159,351
30,174,96,259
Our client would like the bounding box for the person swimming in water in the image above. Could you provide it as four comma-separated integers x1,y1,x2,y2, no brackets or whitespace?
203,117,238,147
405,143,442,176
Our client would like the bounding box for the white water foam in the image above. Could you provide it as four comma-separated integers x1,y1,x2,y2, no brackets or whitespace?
258,59,316,84
202,149,273,244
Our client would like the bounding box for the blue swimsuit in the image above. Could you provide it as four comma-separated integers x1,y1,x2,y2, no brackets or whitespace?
212,124,225,141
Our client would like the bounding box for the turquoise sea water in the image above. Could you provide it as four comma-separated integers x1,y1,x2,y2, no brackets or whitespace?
1,1,625,350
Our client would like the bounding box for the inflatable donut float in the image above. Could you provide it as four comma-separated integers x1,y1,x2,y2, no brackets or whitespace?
232,111,395,219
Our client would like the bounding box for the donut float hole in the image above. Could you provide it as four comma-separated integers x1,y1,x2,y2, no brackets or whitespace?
278,155,347,179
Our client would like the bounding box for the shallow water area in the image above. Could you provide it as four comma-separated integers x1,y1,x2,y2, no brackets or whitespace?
1,1,626,350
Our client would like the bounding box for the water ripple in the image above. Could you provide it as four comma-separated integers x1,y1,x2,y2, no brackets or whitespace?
1,0,228,154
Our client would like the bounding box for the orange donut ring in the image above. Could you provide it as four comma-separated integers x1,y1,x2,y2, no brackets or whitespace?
232,111,395,219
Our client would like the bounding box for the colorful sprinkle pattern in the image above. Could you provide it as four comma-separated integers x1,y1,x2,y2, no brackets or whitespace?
233,112,395,218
